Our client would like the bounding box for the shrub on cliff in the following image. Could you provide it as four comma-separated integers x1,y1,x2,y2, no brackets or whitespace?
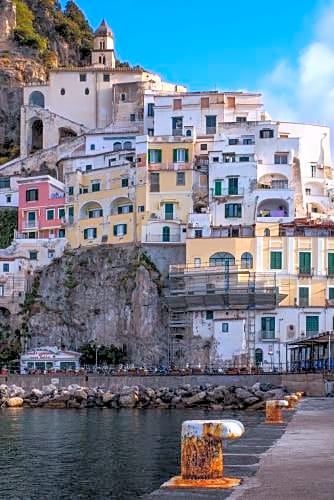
0,208,17,248
13,0,47,53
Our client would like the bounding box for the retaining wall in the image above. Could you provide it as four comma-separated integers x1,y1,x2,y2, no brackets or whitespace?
0,373,325,396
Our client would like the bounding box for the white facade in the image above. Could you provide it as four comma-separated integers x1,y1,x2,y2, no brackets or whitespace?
0,176,19,207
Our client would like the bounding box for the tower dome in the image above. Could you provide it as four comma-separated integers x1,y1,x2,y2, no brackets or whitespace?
94,19,114,38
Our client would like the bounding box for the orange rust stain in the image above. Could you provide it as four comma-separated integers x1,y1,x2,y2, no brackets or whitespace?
181,434,223,480
284,395,298,409
265,402,284,424
161,475,241,490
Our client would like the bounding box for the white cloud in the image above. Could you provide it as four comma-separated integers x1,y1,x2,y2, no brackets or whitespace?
260,1,334,128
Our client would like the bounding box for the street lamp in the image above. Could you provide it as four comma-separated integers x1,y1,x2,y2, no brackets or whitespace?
268,346,274,372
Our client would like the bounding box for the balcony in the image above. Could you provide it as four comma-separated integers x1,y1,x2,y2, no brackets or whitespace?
24,220,39,230
144,233,182,243
172,129,183,137
298,267,314,278
259,331,276,341
206,127,217,135
212,187,245,198
257,199,292,222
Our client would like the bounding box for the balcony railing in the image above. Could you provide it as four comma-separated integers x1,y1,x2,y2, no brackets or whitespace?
206,127,217,135
298,267,314,277
24,220,38,229
145,234,181,243
212,187,245,197
257,210,288,218
260,331,276,341
172,129,183,136
256,182,289,190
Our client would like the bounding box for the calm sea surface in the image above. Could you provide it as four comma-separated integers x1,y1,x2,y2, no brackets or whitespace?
0,408,263,500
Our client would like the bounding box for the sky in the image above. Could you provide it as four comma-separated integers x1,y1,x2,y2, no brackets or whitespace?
61,0,334,128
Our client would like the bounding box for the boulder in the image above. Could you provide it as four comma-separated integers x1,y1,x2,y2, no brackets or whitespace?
74,389,88,401
44,400,67,409
102,392,115,404
6,397,23,408
212,385,230,402
31,388,43,398
119,393,138,408
210,403,224,411
41,384,57,396
235,388,253,401
183,391,207,407
244,396,260,406
264,388,284,400
68,400,84,409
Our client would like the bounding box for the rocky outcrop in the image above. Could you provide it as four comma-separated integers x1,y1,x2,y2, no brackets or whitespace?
0,382,290,410
0,0,16,43
23,245,168,365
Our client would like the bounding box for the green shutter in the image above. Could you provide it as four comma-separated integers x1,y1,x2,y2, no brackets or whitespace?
173,149,177,162
123,224,127,235
157,149,162,163
299,252,311,273
236,204,242,217
228,177,238,195
270,252,282,269
306,316,319,334
328,253,334,274
185,149,189,162
148,150,152,163
83,229,88,240
225,204,229,218
214,180,222,196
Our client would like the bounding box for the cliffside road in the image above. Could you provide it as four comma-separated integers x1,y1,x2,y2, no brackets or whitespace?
146,398,334,499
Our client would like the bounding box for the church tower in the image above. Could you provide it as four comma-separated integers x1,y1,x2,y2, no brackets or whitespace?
91,20,116,68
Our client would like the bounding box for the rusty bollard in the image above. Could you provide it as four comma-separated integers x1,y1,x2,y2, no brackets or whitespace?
284,394,299,409
161,419,245,489
265,399,289,424
296,391,304,399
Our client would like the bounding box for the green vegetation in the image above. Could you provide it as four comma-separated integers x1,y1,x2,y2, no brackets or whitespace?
13,0,47,53
0,208,17,248
20,276,40,313
55,1,93,59
79,343,127,366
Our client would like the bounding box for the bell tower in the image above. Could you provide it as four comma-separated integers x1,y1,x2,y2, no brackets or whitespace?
91,20,116,68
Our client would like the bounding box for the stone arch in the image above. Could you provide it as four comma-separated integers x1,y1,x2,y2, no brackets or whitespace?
123,141,132,150
29,118,43,153
113,141,122,152
79,201,103,219
28,91,45,108
209,252,235,267
110,197,133,215
241,252,253,269
59,127,78,145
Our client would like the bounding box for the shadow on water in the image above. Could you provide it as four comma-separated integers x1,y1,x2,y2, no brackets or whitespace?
0,408,275,500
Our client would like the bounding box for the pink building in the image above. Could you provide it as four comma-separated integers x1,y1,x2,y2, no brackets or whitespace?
17,175,66,239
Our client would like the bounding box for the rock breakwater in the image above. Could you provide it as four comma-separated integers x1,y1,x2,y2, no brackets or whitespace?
0,382,289,410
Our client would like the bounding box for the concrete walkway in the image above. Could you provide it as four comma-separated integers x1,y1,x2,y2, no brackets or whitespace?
230,398,334,500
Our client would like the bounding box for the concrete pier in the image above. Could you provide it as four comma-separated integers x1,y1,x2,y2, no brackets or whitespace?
146,398,334,499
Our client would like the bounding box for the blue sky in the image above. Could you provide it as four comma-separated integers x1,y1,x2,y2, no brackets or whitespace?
61,1,334,128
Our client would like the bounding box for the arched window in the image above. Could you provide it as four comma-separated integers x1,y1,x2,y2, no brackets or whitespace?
113,142,122,152
264,228,270,237
85,88,90,95
103,56,106,65
209,252,235,267
60,88,66,96
99,56,102,64
162,226,170,242
123,141,132,150
186,129,192,137
241,252,253,269
255,348,263,366
28,91,45,108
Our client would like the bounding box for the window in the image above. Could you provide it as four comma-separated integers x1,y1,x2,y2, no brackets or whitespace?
121,178,129,188
84,228,97,240
138,205,145,212
113,224,127,237
186,129,192,137
173,149,189,163
48,250,55,259
239,156,250,162
150,172,160,192
3,263,9,272
299,252,311,275
243,137,254,145
172,117,183,136
264,228,270,237
91,181,100,192
311,165,317,177
118,205,133,214
299,287,309,307
194,229,203,238
306,188,311,195
80,74,87,82
60,88,65,95
173,98,182,110
85,88,89,95
90,144,96,151
103,74,110,82
306,316,319,335
241,252,253,269
88,209,103,218
148,149,162,163
274,153,288,164
147,103,154,117
176,172,185,185
6,195,11,203
206,115,217,134
123,141,132,150
113,142,122,151
0,178,10,189
164,203,174,220
328,253,334,275
86,165,92,171
206,311,213,320
329,288,334,300
214,180,222,196
212,157,219,163
200,143,207,151
229,138,239,145
130,114,136,122
121,93,126,101
58,208,65,220
228,177,238,195
201,97,209,108
270,251,282,270
222,323,229,333
225,203,242,218
0,284,4,296
29,251,38,260
223,154,235,163
58,228,65,238
148,128,154,136
260,129,274,139
68,186,74,196
194,258,201,267
236,116,247,123
261,317,275,339
162,226,170,242
46,209,54,221
26,189,38,202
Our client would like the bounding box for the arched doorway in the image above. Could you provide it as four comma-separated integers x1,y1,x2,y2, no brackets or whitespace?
255,348,263,366
209,252,235,267
162,226,170,242
28,91,45,108
30,119,43,153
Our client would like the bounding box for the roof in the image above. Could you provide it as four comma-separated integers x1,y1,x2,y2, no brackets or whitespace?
95,19,114,38
288,332,334,346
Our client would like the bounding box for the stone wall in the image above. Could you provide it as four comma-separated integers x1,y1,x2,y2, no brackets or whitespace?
0,373,325,396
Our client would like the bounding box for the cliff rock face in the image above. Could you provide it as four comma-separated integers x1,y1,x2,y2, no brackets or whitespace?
25,245,168,365
0,0,16,42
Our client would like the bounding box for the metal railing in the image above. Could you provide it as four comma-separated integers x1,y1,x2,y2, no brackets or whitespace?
145,234,181,243
212,187,245,197
172,129,183,136
206,127,217,135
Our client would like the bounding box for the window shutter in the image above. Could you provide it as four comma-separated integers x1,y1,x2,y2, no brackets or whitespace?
215,181,222,196
185,149,189,162
113,225,117,236
237,204,241,217
84,229,88,240
173,149,177,162
93,228,97,238
123,224,127,235
225,204,229,218
118,207,122,215
328,253,334,273
129,205,133,213
157,150,162,163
